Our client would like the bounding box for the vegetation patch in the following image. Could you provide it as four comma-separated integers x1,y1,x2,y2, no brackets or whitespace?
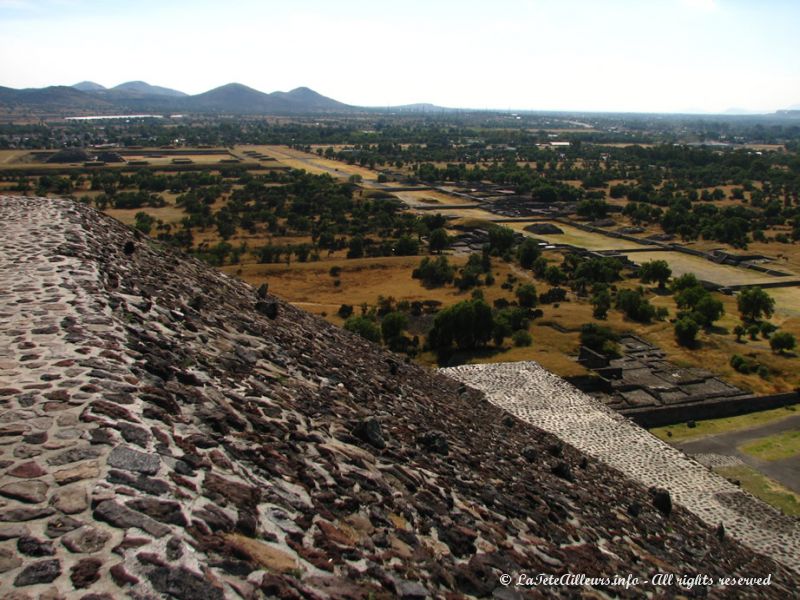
739,430,800,462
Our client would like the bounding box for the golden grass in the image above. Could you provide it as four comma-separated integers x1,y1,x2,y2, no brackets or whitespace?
650,405,799,442
244,145,378,181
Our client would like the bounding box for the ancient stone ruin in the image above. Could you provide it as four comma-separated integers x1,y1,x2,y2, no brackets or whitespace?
575,334,798,426
0,196,798,598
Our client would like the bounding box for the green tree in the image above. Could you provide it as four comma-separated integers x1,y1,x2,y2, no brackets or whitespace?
737,287,775,323
693,294,725,328
344,316,381,343
544,265,566,286
347,236,365,259
672,272,700,292
733,324,746,342
615,288,656,323
134,211,156,235
770,332,796,354
638,260,672,289
381,312,408,344
674,317,700,347
591,287,611,320
394,235,419,256
515,283,538,308
427,299,494,350
488,225,515,254
412,256,455,287
576,199,609,220
512,330,533,347
517,238,542,269
428,228,449,254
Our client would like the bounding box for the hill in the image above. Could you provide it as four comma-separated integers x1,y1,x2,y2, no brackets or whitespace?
0,196,796,598
187,82,293,113
270,86,349,112
71,81,106,92
0,85,113,112
0,82,351,115
109,81,188,98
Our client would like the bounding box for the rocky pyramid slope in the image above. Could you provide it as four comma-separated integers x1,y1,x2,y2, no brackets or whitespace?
0,196,797,599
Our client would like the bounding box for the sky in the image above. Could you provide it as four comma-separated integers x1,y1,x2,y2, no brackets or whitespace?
0,0,798,113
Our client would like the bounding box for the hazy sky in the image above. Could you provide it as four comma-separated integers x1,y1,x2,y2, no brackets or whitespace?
0,0,798,113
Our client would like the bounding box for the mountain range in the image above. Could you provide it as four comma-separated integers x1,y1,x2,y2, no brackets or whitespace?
0,80,439,115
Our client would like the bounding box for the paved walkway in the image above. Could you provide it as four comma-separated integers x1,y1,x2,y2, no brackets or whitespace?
676,414,800,495
441,361,800,574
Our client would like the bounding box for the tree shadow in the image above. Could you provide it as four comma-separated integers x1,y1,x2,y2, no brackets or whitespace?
651,287,673,296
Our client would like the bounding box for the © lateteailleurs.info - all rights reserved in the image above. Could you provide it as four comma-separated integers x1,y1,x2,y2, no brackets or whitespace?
499,572,774,590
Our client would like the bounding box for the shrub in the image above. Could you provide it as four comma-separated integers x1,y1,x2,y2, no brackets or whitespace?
412,256,455,287
615,288,656,323
381,312,408,344
770,331,796,354
730,354,759,374
344,316,381,343
515,283,538,308
674,317,700,346
517,238,541,269
580,323,619,357
539,287,567,304
512,330,533,347
638,260,672,289
337,304,354,319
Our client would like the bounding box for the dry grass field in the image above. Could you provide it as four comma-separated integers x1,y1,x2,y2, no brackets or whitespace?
14,142,794,390
392,190,481,208
631,250,792,287
247,145,379,181
506,221,646,250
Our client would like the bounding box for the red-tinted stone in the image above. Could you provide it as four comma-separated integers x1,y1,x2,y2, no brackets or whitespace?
8,461,47,479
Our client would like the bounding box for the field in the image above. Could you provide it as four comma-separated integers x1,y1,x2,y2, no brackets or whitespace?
740,430,800,462
507,221,645,251
715,465,800,516
248,146,378,181
0,147,264,172
5,139,799,395
650,405,799,442
631,251,790,287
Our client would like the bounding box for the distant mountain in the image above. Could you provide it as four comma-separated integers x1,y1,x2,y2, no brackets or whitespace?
388,102,451,112
109,81,187,98
0,81,354,115
187,83,290,113
0,85,113,111
722,107,766,116
72,81,106,92
270,87,348,111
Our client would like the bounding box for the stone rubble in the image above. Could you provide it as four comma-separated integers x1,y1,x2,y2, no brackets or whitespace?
0,196,797,598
